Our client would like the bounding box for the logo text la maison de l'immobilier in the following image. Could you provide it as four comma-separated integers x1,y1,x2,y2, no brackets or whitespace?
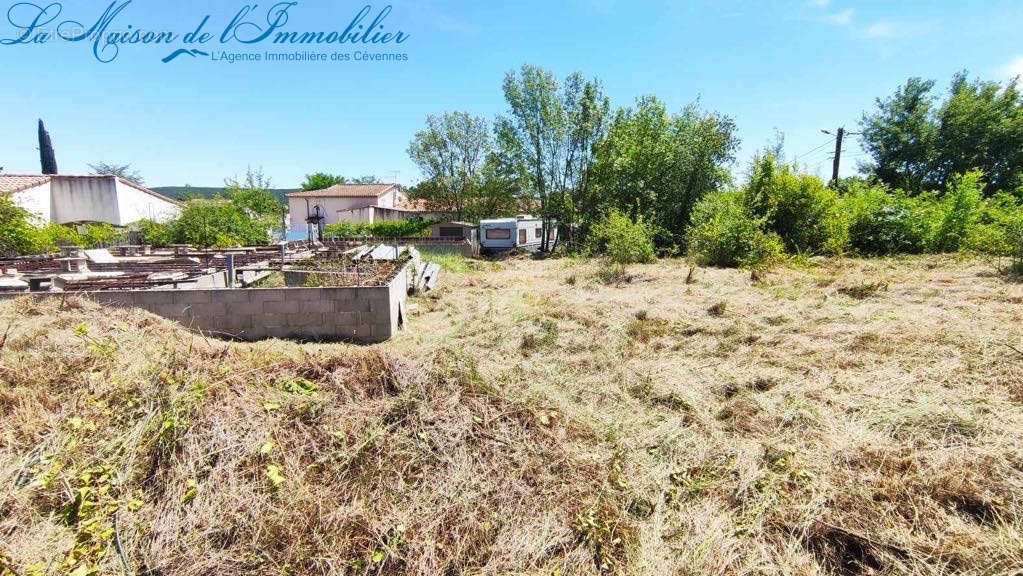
0,1,409,63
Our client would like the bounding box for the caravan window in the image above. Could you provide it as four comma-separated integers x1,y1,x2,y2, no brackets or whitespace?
486,228,511,240
518,230,527,244
534,227,542,239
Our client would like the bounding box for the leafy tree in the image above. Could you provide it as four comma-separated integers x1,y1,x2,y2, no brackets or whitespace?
89,162,144,185
496,64,610,251
38,119,58,175
934,73,1023,193
352,175,380,184
860,73,1022,196
407,111,491,220
224,167,282,217
859,78,938,194
587,96,738,252
301,173,346,191
171,199,269,248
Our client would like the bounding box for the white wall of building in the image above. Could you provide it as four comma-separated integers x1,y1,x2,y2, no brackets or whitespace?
288,196,378,229
50,177,121,224
11,182,51,223
114,179,180,224
8,176,179,227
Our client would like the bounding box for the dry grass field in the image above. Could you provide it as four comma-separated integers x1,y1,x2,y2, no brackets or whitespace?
2,254,1022,575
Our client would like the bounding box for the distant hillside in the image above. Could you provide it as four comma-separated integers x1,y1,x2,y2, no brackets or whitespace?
151,187,299,203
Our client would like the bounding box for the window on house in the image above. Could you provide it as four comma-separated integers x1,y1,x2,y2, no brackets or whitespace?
486,228,511,240
439,227,463,238
518,229,527,244
535,227,542,239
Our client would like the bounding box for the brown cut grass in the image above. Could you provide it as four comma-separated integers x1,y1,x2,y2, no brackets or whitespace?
2,253,1023,575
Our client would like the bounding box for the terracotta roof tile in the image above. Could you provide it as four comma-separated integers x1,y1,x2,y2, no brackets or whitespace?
287,183,399,198
0,174,52,193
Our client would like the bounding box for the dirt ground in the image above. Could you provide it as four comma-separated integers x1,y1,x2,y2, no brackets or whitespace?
384,254,1023,574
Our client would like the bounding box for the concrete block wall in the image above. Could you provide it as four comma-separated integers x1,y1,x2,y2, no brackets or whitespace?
89,265,409,343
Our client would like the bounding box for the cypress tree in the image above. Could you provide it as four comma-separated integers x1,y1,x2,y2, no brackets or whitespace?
38,119,58,174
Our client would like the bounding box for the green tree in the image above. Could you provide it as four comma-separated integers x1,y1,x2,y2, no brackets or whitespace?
860,73,1023,196
224,167,282,217
89,162,144,185
934,73,1023,193
496,64,610,251
586,96,738,252
172,199,269,248
38,119,58,175
301,173,347,191
859,77,938,193
407,111,491,220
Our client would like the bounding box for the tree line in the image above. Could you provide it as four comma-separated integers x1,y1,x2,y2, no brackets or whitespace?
405,64,1022,271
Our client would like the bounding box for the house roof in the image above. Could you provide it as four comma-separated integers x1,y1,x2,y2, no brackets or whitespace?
286,183,400,199
0,173,181,206
0,174,52,193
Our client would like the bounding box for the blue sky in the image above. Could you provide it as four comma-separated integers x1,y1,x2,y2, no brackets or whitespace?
0,0,1020,188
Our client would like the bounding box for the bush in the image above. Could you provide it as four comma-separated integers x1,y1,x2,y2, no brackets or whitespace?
1008,212,1023,274
322,221,369,238
80,222,120,246
133,219,176,247
40,222,83,247
367,218,430,238
172,199,270,248
589,210,656,265
927,171,983,253
746,155,848,254
323,219,430,239
687,189,784,268
0,196,51,255
845,185,930,255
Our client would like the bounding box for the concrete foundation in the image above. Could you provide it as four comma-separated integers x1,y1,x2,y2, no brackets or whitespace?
5,264,409,344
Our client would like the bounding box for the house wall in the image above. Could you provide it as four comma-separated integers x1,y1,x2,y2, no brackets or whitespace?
114,180,180,224
50,177,121,225
288,196,379,229
11,182,51,223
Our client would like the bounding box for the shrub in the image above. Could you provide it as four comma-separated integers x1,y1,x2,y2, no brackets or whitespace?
172,199,270,248
746,155,847,254
80,222,119,246
845,185,929,255
323,219,430,239
927,171,983,253
0,196,50,255
133,219,177,247
687,189,784,268
589,210,656,266
40,222,83,247
367,218,430,238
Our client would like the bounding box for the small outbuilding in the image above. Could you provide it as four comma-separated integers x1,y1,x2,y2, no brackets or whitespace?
429,221,478,243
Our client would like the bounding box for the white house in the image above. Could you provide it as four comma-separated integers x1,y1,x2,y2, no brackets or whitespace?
0,174,181,226
287,183,425,231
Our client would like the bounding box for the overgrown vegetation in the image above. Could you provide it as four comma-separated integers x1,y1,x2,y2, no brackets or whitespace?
588,210,655,283
134,168,283,248
322,218,432,239
0,298,634,575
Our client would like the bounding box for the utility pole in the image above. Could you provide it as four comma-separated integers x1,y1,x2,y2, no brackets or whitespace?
821,127,860,187
831,127,844,187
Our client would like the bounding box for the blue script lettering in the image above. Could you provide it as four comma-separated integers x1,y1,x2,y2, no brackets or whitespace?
222,2,295,44
0,2,61,45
